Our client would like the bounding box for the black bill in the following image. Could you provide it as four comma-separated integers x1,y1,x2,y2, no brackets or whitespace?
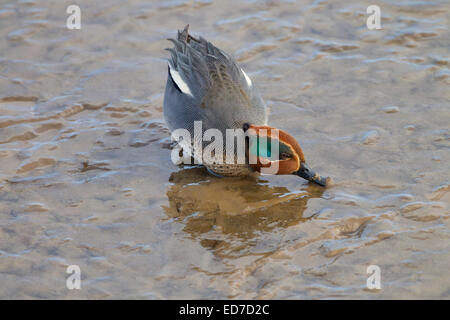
294,162,329,187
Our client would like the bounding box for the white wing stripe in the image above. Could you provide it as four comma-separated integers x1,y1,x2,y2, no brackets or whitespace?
169,64,194,97
241,68,252,87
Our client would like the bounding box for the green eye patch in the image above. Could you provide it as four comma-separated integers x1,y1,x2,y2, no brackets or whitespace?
249,136,292,161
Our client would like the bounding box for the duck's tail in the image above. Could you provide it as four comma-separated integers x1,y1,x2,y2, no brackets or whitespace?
177,24,198,43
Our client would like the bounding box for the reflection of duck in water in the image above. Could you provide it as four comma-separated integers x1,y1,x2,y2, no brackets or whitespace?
163,167,325,252
163,25,329,186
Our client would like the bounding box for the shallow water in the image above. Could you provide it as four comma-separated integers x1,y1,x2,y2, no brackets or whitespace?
0,0,449,299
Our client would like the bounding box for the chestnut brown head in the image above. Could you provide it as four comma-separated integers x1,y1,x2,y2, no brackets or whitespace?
246,125,329,186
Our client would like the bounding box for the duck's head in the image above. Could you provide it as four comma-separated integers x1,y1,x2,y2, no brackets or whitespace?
244,124,330,187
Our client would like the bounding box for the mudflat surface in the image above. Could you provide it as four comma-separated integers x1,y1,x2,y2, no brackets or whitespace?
0,0,449,299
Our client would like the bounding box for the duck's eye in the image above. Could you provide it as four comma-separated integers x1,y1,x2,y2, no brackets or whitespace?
280,152,291,160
